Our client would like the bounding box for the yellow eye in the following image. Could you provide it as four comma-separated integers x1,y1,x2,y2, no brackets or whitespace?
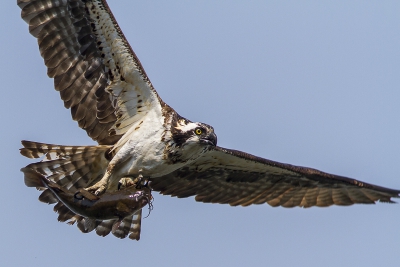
195,128,203,135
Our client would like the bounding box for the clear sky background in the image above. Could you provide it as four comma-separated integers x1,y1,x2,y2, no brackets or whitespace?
2,1,400,266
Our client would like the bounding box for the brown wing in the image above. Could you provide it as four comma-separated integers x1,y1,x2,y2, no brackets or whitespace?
17,0,160,144
151,146,400,208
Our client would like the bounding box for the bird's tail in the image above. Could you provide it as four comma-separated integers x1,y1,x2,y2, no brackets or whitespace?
20,140,111,190
20,140,144,240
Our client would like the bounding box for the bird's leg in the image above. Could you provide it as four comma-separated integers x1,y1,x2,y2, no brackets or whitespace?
85,172,111,195
85,147,133,195
85,160,119,195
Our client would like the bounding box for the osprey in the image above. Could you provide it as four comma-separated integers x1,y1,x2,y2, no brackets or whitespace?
18,0,400,240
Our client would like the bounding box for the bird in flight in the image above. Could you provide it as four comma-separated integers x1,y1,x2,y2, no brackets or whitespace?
18,0,399,240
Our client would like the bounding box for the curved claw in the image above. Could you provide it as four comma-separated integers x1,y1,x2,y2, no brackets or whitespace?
144,180,152,190
94,186,106,196
85,182,107,196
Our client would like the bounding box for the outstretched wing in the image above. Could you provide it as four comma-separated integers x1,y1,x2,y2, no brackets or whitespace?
151,146,400,208
18,0,162,144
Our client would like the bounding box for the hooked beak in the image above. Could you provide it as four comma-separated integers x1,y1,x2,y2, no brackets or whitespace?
200,132,217,146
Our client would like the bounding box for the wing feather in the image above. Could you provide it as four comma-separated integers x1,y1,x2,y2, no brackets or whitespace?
331,188,353,206
18,0,164,144
152,146,400,208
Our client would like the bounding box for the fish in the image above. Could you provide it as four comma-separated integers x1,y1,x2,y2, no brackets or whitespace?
22,167,152,237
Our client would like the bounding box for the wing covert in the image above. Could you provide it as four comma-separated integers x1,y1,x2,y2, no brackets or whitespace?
18,0,162,144
151,146,400,208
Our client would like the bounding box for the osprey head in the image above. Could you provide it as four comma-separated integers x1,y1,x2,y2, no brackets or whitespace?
172,120,217,148
165,115,217,163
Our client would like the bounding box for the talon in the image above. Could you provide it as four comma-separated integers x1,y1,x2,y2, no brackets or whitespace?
135,174,144,189
94,186,106,196
133,174,152,190
144,180,152,190
85,181,108,196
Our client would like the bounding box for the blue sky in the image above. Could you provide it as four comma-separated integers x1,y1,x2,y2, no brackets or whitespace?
2,1,400,266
